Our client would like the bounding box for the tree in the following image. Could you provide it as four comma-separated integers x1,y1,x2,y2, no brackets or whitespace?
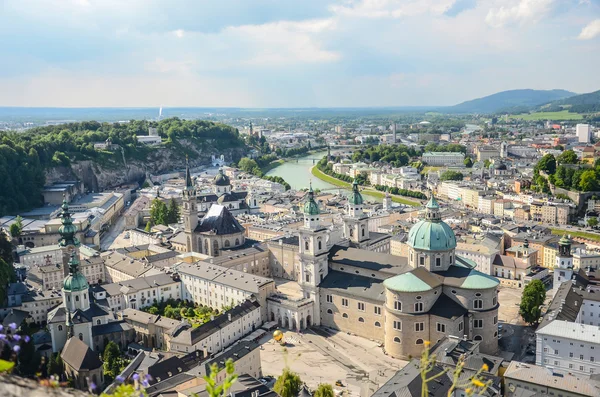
557,149,578,164
47,353,63,377
579,170,599,192
274,368,303,397
167,198,180,224
0,231,13,265
15,336,40,377
150,198,169,226
0,258,16,303
519,279,546,325
204,358,237,397
9,216,23,238
440,171,464,181
588,217,598,227
103,341,122,381
483,159,491,169
535,154,557,175
314,384,334,397
463,157,473,168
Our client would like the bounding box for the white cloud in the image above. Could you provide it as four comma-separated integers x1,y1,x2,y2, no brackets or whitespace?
578,19,600,40
173,29,185,38
223,18,340,65
330,0,457,18
485,0,555,28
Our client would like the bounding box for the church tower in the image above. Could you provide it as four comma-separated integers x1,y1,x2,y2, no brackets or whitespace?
383,190,392,211
500,141,508,158
554,235,573,288
343,180,370,248
58,198,80,277
298,184,329,326
182,157,198,252
63,251,90,312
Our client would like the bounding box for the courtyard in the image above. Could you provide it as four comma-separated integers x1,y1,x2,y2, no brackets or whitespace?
259,328,407,397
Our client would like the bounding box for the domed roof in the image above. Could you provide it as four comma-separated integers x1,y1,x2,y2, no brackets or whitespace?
407,194,456,251
304,184,320,216
384,271,434,293
349,180,363,206
459,269,499,289
213,169,230,186
63,272,89,292
559,234,572,246
492,162,507,170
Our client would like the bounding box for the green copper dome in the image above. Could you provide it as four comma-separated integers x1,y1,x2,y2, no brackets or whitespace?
349,180,364,206
304,184,320,216
407,193,456,251
214,169,230,186
384,271,434,293
559,235,572,246
459,269,499,290
63,253,88,292
58,198,80,248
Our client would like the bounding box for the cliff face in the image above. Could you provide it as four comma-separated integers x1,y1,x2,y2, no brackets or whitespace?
44,144,245,191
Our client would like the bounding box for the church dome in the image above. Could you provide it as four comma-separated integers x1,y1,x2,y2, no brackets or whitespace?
349,180,363,206
304,185,320,216
213,169,230,186
63,272,89,292
407,194,456,251
384,271,434,293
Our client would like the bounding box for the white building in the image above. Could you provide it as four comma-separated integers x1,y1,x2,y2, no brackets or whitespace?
95,273,182,311
168,298,261,354
536,320,600,376
455,242,498,275
422,152,465,166
576,124,592,143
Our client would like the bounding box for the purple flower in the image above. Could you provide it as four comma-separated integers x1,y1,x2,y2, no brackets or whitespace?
13,345,20,353
141,380,150,388
116,375,125,383
132,373,140,381
24,335,30,343
12,334,21,341
140,393,144,397
8,323,16,330
89,382,97,391
145,374,153,381
0,334,6,340
0,325,3,331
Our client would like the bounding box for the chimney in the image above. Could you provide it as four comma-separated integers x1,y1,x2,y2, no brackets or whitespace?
210,315,215,321
228,313,232,322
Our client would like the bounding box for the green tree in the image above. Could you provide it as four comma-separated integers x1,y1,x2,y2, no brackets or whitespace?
148,306,159,315
167,198,180,224
9,216,23,238
47,353,63,377
557,149,578,164
15,336,40,377
150,198,169,226
0,258,16,303
588,217,598,227
274,368,303,397
0,231,13,265
535,154,557,175
519,279,546,325
144,220,153,232
314,384,334,397
579,170,599,192
102,341,122,381
463,157,473,168
483,159,491,169
440,171,464,181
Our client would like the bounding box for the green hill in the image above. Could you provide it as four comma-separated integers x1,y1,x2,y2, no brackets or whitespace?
446,89,576,114
546,89,600,113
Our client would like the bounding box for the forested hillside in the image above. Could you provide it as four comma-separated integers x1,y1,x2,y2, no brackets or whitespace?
0,118,245,216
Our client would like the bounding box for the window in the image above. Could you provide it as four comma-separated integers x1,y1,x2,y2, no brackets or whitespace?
342,298,348,307
394,301,402,311
451,290,457,294
591,357,595,362
305,274,311,283
415,323,424,332
474,299,483,309
437,323,446,333
414,302,424,312
374,306,381,315
342,313,348,318
358,317,365,323
474,335,483,341
569,352,573,358
474,319,483,328
436,258,441,267
305,241,309,250
393,321,402,330
327,309,333,314
326,295,333,303
419,257,424,266
358,302,365,311
554,349,559,355
58,325,63,331
458,322,463,332
318,241,322,250
375,321,381,327
581,354,584,360
78,333,83,341
416,295,422,300
416,339,424,345
394,337,401,343
493,316,498,325
96,319,101,325
224,240,230,248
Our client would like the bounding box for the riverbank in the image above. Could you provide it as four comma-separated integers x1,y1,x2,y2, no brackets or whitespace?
310,166,421,207
260,159,285,174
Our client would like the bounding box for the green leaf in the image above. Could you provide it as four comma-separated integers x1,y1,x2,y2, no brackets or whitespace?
0,359,15,373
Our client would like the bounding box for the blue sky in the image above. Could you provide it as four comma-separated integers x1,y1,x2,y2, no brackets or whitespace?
0,0,599,107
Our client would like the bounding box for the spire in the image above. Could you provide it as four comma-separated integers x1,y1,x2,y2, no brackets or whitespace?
304,182,320,216
67,251,80,275
58,195,80,248
185,155,193,189
349,179,364,206
424,191,441,221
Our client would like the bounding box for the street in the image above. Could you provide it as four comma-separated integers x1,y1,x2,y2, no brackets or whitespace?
100,215,127,251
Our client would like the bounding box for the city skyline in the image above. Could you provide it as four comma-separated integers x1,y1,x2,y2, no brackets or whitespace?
1,0,599,108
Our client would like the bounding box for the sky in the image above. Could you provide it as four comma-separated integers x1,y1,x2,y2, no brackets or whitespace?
0,0,599,108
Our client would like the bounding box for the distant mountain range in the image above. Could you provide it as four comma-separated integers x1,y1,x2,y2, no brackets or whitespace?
544,89,600,113
446,89,577,114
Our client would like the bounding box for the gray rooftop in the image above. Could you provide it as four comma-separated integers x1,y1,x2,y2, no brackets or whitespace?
177,261,273,293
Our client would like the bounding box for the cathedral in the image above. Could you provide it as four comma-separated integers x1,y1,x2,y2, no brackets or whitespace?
196,168,259,215
262,183,501,359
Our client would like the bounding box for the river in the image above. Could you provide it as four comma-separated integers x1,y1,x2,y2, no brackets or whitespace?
266,151,382,202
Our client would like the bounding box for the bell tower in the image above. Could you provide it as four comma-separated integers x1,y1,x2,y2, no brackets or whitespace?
554,235,573,288
297,183,329,326
58,197,80,277
182,157,198,252
343,180,370,248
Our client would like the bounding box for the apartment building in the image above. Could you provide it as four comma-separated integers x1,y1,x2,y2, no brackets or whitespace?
102,251,163,283
97,273,181,311
422,152,465,166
